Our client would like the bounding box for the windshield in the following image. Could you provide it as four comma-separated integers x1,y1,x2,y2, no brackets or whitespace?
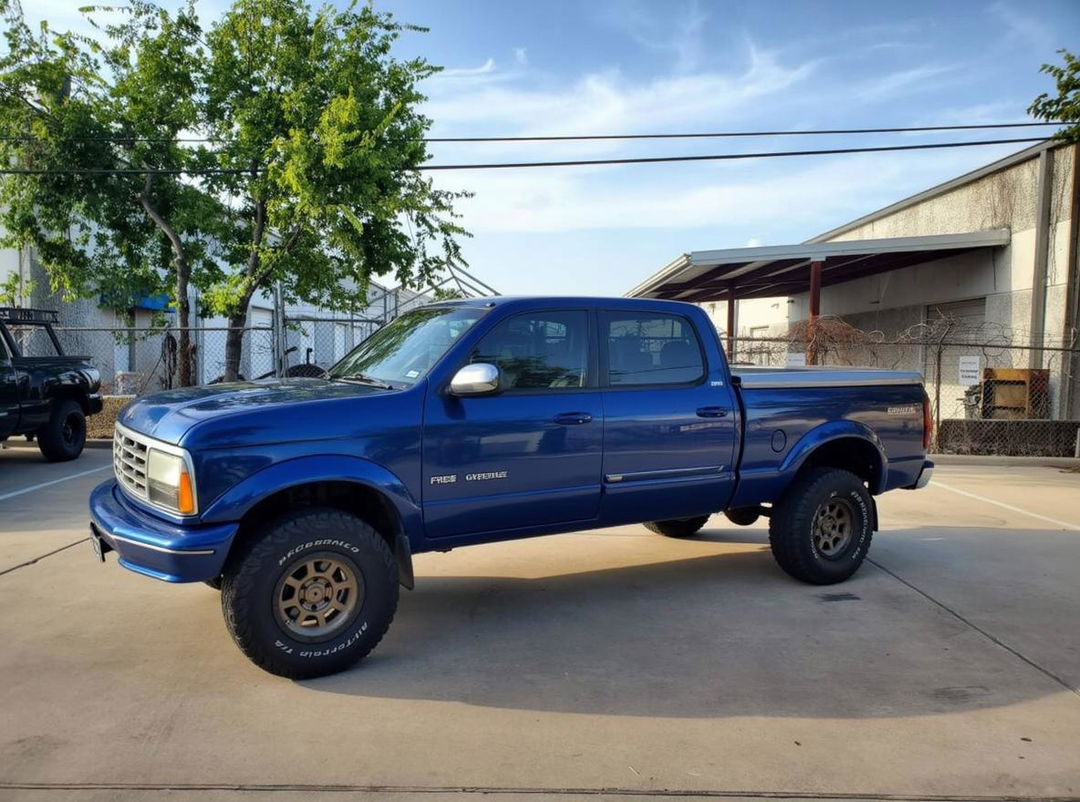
327,306,486,388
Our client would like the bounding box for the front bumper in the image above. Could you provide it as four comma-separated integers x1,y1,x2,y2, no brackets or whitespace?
906,459,934,490
88,479,237,582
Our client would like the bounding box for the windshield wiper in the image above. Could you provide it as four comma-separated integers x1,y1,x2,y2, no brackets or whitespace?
333,373,396,390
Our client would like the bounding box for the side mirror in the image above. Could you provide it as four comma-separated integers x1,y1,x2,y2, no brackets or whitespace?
449,363,501,397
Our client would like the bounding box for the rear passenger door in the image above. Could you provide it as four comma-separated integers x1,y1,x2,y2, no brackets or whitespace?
599,310,737,525
0,333,19,438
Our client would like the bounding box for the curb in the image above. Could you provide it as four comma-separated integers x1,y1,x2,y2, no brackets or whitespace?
931,453,1080,469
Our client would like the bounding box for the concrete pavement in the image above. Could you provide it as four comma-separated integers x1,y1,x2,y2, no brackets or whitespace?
0,453,1078,801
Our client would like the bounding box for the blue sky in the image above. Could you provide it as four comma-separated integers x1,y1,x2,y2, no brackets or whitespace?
379,0,1078,295
31,0,1080,296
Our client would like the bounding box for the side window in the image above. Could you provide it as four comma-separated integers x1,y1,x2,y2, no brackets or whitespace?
471,311,589,390
605,312,704,386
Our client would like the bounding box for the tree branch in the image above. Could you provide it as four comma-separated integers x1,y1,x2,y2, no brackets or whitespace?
137,172,184,258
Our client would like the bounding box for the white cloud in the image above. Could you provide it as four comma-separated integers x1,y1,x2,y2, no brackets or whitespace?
987,2,1054,50
600,0,711,73
514,48,528,67
424,44,816,141
436,148,1006,234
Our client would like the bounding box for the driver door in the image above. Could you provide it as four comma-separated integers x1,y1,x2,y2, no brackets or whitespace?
421,309,603,541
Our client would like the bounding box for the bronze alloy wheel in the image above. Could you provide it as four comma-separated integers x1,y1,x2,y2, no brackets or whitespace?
273,551,364,641
812,498,854,559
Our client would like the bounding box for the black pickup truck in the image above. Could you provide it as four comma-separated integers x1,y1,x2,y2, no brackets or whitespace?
0,308,102,461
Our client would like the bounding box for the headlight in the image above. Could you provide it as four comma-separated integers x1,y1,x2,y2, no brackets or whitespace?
146,449,197,515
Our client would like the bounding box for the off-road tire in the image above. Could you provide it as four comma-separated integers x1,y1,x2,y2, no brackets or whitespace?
768,467,873,585
221,507,399,679
37,399,86,462
644,515,710,538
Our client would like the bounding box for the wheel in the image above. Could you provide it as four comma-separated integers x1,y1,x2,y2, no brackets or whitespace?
221,507,399,679
285,363,327,378
724,507,760,526
644,515,710,538
37,399,86,462
768,467,873,585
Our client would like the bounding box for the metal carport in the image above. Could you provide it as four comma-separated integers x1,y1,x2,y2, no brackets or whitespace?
626,229,1011,357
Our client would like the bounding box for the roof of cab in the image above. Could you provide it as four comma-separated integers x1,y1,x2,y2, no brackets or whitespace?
433,295,702,312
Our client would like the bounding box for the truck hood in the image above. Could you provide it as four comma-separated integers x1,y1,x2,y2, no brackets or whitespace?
118,378,388,444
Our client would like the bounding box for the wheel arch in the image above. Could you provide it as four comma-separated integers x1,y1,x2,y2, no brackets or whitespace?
200,456,422,589
780,422,888,495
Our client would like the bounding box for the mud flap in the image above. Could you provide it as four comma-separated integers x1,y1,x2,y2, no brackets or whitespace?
394,531,415,590
869,495,879,531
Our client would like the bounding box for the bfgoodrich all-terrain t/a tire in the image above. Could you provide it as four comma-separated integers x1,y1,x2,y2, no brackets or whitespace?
644,515,710,538
221,507,399,679
768,467,873,585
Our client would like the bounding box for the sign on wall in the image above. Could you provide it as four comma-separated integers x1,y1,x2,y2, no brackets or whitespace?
958,355,981,385
785,352,806,367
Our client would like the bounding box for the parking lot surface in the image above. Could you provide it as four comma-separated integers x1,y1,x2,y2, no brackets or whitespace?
1,444,1078,801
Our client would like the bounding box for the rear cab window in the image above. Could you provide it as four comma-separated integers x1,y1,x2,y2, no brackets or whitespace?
603,311,705,387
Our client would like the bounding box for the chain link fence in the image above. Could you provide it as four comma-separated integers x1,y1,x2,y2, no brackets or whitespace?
16,308,1080,457
729,316,1080,457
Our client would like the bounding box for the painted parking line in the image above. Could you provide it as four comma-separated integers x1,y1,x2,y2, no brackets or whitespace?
931,479,1080,531
0,465,111,503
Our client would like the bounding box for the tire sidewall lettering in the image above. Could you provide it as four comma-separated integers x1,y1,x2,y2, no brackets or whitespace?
277,539,361,567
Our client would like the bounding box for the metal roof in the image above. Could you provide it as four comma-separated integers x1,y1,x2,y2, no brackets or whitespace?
627,229,1011,303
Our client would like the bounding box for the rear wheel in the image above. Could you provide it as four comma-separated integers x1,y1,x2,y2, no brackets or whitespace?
221,507,398,679
37,399,86,462
644,515,710,538
768,467,873,585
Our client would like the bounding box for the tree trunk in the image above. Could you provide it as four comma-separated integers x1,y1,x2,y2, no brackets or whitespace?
223,306,249,382
176,257,193,386
138,175,195,386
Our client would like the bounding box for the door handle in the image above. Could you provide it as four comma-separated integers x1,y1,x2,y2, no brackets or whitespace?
554,412,593,425
696,406,728,418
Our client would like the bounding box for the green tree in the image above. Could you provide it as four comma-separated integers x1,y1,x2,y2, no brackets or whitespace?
1029,48,1080,142
200,0,466,380
0,1,219,385
0,0,467,383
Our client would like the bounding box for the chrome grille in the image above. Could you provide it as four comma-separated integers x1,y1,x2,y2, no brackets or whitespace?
113,427,150,499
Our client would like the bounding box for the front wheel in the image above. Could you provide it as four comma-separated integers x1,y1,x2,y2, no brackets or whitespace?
37,399,86,462
768,468,873,585
221,508,399,679
644,515,710,538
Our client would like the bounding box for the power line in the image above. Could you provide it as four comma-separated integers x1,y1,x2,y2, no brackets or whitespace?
426,121,1064,143
420,137,1051,170
0,121,1065,145
0,136,1052,175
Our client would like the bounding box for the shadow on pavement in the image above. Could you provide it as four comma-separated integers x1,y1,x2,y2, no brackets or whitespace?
300,525,1078,719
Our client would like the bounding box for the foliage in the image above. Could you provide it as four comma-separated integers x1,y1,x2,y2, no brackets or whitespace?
0,0,468,381
0,271,33,305
1029,49,1080,142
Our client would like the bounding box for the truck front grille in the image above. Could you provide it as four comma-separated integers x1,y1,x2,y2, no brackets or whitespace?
113,428,150,499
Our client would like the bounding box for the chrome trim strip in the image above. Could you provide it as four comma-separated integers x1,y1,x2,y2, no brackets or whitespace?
106,532,215,556
605,465,725,483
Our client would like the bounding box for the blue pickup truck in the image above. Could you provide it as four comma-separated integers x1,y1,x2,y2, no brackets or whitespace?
90,296,933,678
